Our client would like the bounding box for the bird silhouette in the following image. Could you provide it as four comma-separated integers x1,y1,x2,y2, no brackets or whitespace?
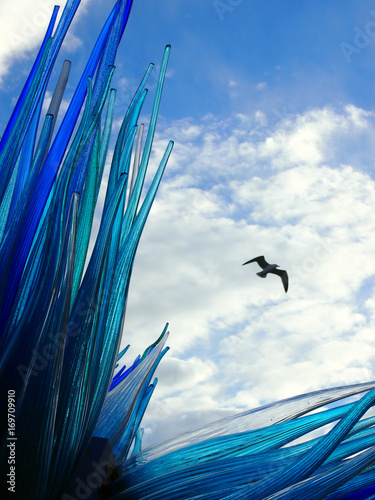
243,256,288,292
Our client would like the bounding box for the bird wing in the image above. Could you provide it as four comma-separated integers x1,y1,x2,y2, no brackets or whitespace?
271,268,288,292
242,256,269,269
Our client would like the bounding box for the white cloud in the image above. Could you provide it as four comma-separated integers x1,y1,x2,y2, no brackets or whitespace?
0,0,96,82
255,81,267,91
257,107,367,169
155,356,218,397
254,110,267,126
0,1,64,80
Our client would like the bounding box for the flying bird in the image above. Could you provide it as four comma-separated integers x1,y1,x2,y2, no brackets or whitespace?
243,255,288,292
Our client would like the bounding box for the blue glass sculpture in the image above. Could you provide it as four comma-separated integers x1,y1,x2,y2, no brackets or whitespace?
1,1,375,499
0,1,172,498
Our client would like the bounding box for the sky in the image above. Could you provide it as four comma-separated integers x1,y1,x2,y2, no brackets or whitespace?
2,0,375,448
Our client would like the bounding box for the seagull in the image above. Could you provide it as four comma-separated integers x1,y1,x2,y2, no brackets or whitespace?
242,256,288,292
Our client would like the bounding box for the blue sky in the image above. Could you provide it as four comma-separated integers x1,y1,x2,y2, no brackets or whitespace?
2,0,375,448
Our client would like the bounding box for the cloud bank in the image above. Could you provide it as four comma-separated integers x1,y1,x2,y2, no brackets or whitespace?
119,104,375,446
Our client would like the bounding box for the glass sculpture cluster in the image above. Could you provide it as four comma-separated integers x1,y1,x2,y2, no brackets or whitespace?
1,1,375,499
